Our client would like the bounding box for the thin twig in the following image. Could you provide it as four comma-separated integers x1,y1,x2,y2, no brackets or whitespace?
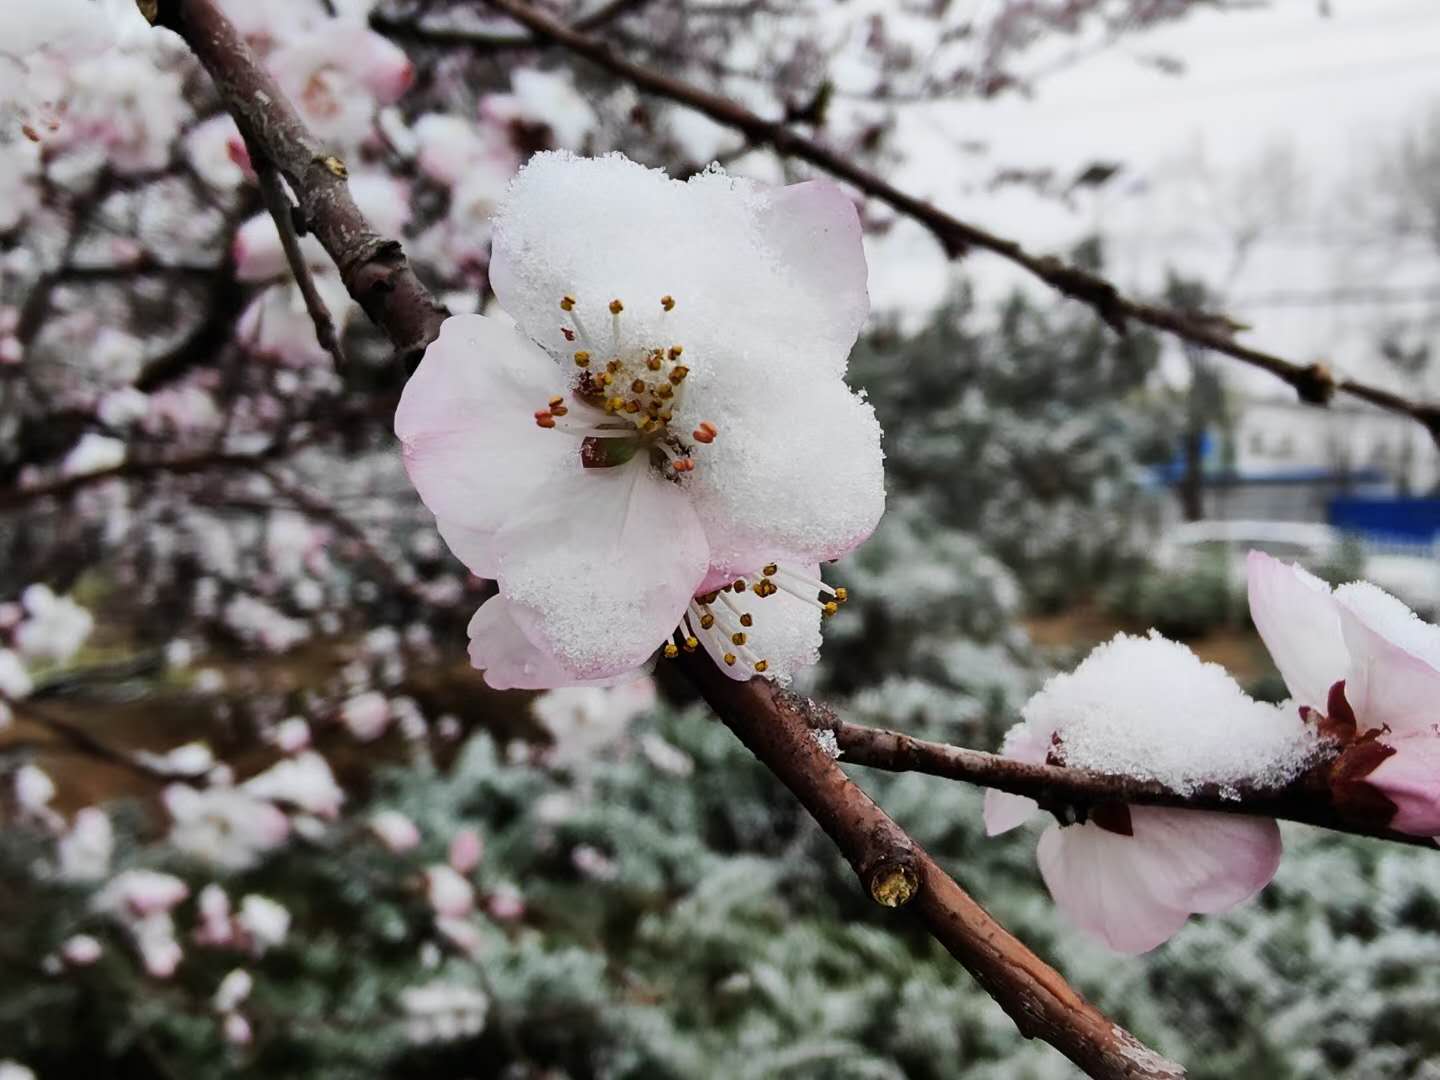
480,0,1440,444
681,657,1185,1080
251,158,347,368
809,717,1434,850
3,695,181,784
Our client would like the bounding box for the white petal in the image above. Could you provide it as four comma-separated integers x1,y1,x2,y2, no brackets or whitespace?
494,459,709,680
490,153,866,383
1036,823,1191,954
681,378,885,576
395,313,575,577
1246,551,1347,711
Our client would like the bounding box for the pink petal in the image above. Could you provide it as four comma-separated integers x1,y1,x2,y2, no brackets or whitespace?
395,313,575,577
753,180,870,371
466,596,648,690
1125,807,1282,914
1330,593,1440,737
494,460,710,680
1036,823,1191,954
983,789,1038,836
1367,733,1440,835
982,722,1050,835
1246,551,1347,711
1036,808,1280,954
1336,592,1440,736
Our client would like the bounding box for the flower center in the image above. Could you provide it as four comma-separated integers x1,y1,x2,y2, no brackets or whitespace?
661,563,848,675
532,294,715,479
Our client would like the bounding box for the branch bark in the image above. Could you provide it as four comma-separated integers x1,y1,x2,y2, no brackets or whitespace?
479,0,1440,444
252,159,347,368
151,0,447,369
810,717,1433,849
158,2,1183,1073
681,657,1184,1080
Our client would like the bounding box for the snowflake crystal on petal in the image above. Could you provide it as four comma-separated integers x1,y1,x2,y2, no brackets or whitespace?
396,152,885,687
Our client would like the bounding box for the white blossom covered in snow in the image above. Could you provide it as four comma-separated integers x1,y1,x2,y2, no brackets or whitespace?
396,153,884,688
1249,550,1440,836
984,632,1307,953
241,752,344,819
400,982,490,1045
163,784,291,870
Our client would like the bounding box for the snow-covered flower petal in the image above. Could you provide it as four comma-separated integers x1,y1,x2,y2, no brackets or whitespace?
489,152,866,381
467,597,647,691
494,459,709,680
681,378,885,576
1333,588,1440,737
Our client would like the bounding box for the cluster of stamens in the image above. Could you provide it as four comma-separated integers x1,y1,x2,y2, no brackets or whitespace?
661,563,849,674
530,294,715,479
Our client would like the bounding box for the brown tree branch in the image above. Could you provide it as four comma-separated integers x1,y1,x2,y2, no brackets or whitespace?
810,716,1434,850
480,0,1440,444
156,2,1183,1073
682,658,1184,1080
150,0,448,370
251,159,347,368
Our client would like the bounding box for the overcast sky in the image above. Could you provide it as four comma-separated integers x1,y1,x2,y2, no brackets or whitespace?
867,0,1440,399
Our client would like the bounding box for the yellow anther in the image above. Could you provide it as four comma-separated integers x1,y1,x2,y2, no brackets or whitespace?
763,563,778,576
609,298,624,314
731,632,746,646
600,372,614,386
573,350,591,367
661,295,675,311
668,345,683,360
834,587,848,603
548,396,564,408
607,396,625,412
684,636,699,651
723,653,737,666
699,613,715,630
753,660,769,673
560,296,575,311
823,602,839,617
663,642,679,659
656,383,674,400
739,613,753,627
